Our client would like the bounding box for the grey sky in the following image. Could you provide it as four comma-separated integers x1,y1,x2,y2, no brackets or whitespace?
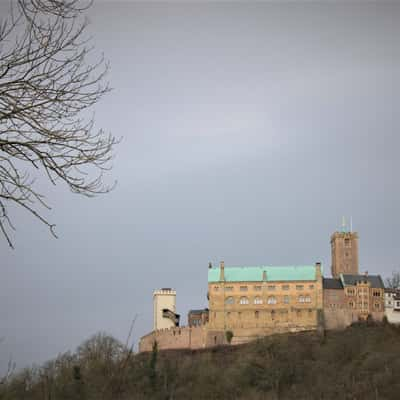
1,1,400,369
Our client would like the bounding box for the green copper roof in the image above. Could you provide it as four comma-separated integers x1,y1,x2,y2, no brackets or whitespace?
208,265,318,283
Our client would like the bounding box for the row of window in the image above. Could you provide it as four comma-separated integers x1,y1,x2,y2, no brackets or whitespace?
225,295,312,305
224,309,314,320
214,284,314,292
329,302,381,310
346,289,382,297
386,300,400,308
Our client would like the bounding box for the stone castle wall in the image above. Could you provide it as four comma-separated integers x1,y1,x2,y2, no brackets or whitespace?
139,326,210,352
324,309,384,330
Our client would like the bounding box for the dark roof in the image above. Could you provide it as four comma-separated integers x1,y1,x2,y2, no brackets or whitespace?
341,274,384,289
323,278,343,290
385,288,400,294
188,309,208,314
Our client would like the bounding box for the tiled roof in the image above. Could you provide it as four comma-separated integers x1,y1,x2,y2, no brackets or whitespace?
340,274,384,289
323,278,343,290
208,265,318,283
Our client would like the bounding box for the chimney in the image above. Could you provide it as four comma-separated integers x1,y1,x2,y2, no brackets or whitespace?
219,261,225,281
315,262,322,279
262,270,267,281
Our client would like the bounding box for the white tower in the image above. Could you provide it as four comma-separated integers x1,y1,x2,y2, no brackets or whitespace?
153,288,176,330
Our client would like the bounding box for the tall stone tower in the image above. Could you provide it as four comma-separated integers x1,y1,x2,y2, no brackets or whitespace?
330,231,359,278
153,288,177,331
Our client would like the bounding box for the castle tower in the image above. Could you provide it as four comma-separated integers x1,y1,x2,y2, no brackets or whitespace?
330,231,359,278
153,288,176,330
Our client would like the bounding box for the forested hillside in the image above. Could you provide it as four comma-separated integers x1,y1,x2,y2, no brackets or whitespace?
1,322,400,400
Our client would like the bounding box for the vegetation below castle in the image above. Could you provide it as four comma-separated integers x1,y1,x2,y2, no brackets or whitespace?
2,322,400,400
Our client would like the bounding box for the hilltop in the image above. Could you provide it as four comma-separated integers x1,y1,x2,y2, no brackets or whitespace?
1,322,400,400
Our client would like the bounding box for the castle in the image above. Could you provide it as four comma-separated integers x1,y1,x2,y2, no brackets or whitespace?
139,228,385,352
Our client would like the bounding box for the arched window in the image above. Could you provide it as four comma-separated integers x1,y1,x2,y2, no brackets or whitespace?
225,297,234,305
298,295,305,303
304,295,311,303
239,297,249,305
267,296,277,305
254,296,263,305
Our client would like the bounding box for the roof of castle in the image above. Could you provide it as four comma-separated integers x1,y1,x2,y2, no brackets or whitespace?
340,274,384,288
188,309,209,314
323,278,343,290
323,274,384,289
208,265,318,283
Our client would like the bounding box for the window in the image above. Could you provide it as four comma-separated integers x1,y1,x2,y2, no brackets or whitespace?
254,297,263,305
240,286,248,292
374,303,380,310
296,285,304,291
255,311,259,319
373,291,381,297
299,295,310,303
214,286,219,291
309,285,314,290
267,296,277,305
283,295,290,304
254,285,262,291
349,301,354,308
240,297,249,305
282,285,289,291
271,310,276,320
345,238,351,247
267,285,276,291
347,288,355,296
225,286,233,292
225,297,234,305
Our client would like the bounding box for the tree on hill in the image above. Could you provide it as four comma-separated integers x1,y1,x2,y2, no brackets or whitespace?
0,0,117,248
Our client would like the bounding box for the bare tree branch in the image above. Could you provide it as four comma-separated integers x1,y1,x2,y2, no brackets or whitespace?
0,0,118,247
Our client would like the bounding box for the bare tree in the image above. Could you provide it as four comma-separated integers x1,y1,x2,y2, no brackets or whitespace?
385,270,400,289
0,0,117,247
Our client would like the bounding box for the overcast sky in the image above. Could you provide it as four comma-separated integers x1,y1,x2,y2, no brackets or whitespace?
1,1,400,370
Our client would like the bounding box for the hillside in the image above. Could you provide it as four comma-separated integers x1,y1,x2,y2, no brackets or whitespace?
2,322,400,400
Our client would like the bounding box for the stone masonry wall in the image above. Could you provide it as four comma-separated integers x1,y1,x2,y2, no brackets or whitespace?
139,326,207,352
324,309,384,330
